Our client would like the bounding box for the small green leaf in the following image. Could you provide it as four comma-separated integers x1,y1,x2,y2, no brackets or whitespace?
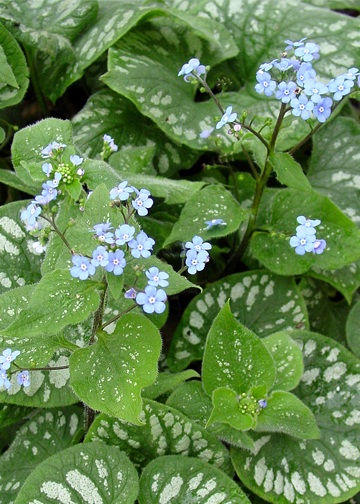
0,45,18,88
164,184,248,247
2,270,100,338
138,455,251,504
207,387,254,430
85,398,234,476
65,178,82,200
270,152,313,192
202,301,276,397
255,390,320,440
0,406,83,504
70,313,162,423
0,403,32,429
262,332,304,392
106,270,124,300
142,370,200,400
13,441,138,504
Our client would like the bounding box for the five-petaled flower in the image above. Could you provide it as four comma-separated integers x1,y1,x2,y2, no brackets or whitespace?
216,106,237,130
185,249,209,275
132,188,154,216
17,370,30,387
136,286,167,314
110,181,134,201
91,246,109,268
145,267,169,287
70,255,95,280
105,249,126,275
185,236,212,253
0,348,20,370
115,224,135,245
128,231,155,259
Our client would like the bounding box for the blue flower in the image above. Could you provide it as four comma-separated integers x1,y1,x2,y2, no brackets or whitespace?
295,42,320,62
109,181,134,201
17,370,30,387
313,239,326,255
185,236,212,253
204,219,227,230
216,106,237,130
328,76,354,101
136,286,167,314
70,255,95,280
258,59,278,72
273,58,293,72
132,188,153,216
0,348,20,371
255,72,276,96
146,267,169,287
42,162,53,176
91,246,109,267
20,203,41,225
296,215,321,235
128,231,155,259
186,249,209,274
199,128,214,138
303,79,328,103
0,370,11,389
341,67,359,80
48,172,62,188
313,97,333,123
284,37,307,51
289,231,316,255
105,249,126,275
115,224,135,245
35,183,58,205
91,223,114,245
178,58,203,77
296,62,316,87
258,399,267,408
41,142,67,158
290,95,314,120
275,81,297,103
103,134,118,152
70,155,83,166
124,287,137,299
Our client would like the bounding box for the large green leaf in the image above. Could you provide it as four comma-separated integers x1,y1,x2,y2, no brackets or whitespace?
308,117,360,228
85,398,234,475
142,370,200,400
72,89,199,175
13,442,138,504
168,271,308,372
2,270,100,338
0,23,29,110
0,201,42,294
0,406,83,504
231,330,360,504
164,184,248,247
346,301,360,359
202,301,276,397
70,313,162,423
250,188,360,275
138,455,251,504
308,259,360,304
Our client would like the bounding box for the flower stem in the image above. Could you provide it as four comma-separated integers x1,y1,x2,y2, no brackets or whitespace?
101,304,137,330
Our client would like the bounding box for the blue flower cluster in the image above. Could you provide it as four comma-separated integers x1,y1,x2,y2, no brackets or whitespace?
20,141,85,252
101,134,118,160
185,236,212,274
256,39,359,123
135,267,169,314
290,216,326,255
0,348,30,390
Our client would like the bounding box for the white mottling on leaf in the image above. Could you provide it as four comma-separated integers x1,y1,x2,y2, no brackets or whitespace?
159,475,183,504
66,469,103,503
301,368,320,385
323,362,347,382
40,481,75,503
308,472,327,496
254,457,267,486
291,471,306,494
339,440,360,460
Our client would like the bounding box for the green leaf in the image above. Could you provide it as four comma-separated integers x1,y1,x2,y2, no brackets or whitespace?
231,330,360,504
308,118,360,228
346,301,360,359
70,313,162,424
106,269,124,301
166,380,255,451
251,188,360,275
164,184,248,247
0,403,32,429
3,270,100,338
270,153,313,192
13,441,138,504
142,370,200,400
110,145,156,175
255,390,320,440
138,455,251,504
101,16,239,151
0,200,43,294
207,387,254,430
11,118,74,184
308,259,360,304
168,270,308,372
202,301,276,397
85,398,234,476
0,169,38,194
0,406,83,504
72,89,198,175
65,178,82,200
262,332,304,392
0,23,28,110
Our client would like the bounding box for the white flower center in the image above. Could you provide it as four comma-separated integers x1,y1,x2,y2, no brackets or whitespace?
149,296,156,304
300,239,306,245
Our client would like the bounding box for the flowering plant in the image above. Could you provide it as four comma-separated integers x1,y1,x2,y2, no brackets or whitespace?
0,2,360,504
